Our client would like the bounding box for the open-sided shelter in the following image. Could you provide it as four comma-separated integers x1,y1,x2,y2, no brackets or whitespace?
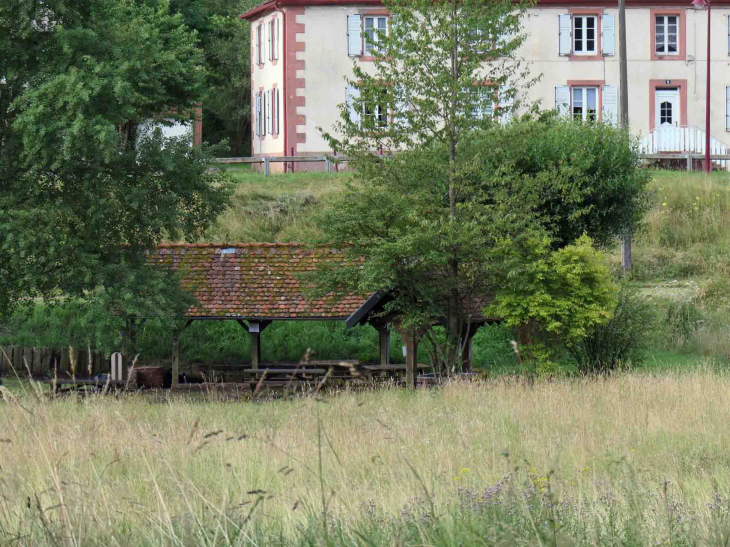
151,242,495,386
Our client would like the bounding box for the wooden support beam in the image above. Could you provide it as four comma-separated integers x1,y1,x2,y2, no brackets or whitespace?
404,330,418,389
373,322,391,366
460,324,480,374
247,321,272,370
250,330,261,370
172,335,180,388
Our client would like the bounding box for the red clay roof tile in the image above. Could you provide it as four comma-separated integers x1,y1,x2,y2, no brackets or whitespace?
150,243,367,319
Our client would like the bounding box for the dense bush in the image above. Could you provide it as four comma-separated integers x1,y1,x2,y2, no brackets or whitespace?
469,113,652,248
567,285,656,373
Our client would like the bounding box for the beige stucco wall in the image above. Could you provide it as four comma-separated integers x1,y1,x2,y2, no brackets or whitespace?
251,11,285,156
253,4,730,157
296,6,384,154
518,7,730,141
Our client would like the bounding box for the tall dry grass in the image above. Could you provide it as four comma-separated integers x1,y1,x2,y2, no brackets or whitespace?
203,170,349,243
4,369,730,545
629,171,730,280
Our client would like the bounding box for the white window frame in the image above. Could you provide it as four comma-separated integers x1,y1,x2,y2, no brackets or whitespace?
275,88,280,134
655,15,679,56
571,86,599,122
573,15,598,55
256,24,262,66
273,18,279,60
470,87,495,120
364,16,388,55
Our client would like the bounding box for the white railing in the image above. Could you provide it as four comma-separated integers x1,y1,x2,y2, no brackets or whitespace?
640,125,727,168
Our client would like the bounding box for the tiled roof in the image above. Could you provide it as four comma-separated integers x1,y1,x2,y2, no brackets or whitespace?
150,243,367,319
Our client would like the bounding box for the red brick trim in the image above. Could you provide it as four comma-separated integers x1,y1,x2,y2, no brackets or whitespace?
650,8,686,61
568,8,604,61
649,79,688,130
566,80,605,121
285,6,306,151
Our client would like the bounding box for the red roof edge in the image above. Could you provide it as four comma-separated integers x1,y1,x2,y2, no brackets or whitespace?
240,0,730,18
241,0,382,19
240,0,276,19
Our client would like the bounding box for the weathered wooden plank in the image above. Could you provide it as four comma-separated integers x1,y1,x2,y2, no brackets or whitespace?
32,348,42,376
12,347,23,373
59,348,71,377
21,347,33,376
0,347,13,373
41,349,54,376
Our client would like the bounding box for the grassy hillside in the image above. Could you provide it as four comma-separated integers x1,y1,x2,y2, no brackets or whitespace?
202,166,348,243
3,168,730,371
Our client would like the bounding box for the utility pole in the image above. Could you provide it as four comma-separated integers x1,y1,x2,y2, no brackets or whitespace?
618,0,632,274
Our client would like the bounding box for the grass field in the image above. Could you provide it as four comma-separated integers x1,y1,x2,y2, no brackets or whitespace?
4,369,730,546
3,169,730,546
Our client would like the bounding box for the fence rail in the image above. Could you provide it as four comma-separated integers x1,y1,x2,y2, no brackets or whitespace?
216,155,349,175
216,153,729,176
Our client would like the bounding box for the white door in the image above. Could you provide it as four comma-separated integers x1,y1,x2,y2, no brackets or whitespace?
654,88,681,151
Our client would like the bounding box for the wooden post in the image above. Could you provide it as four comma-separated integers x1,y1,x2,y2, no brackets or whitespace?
374,323,391,366
404,329,418,389
621,233,632,274
247,321,272,370
172,335,180,388
250,328,261,370
460,324,481,374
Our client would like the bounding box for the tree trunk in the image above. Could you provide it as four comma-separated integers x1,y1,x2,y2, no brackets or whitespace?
443,3,461,373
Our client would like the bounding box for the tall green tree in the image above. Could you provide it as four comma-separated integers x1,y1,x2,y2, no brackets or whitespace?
0,0,229,326
320,0,537,372
167,0,257,155
313,0,632,375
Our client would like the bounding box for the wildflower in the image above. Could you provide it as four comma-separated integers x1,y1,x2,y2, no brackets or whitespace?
662,202,667,207
460,468,470,474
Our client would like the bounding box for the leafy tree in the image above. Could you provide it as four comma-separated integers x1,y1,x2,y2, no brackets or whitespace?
0,0,230,328
488,234,618,372
466,113,652,248
318,0,536,372
168,0,258,155
566,283,656,373
311,0,638,375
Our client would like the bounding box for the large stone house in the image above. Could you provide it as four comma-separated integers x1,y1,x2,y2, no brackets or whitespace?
241,0,730,170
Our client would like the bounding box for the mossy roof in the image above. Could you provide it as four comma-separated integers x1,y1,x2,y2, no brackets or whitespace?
150,243,367,319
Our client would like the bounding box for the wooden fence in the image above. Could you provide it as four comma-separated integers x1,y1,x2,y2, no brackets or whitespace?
216,155,349,176
217,153,730,176
0,347,107,378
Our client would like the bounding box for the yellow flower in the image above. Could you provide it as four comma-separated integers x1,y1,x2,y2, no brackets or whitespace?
582,467,590,472
662,202,667,207
454,476,461,481
460,468,470,474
